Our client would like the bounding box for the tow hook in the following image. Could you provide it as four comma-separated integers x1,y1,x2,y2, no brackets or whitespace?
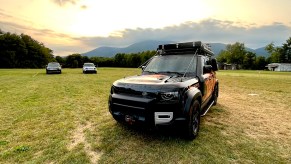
125,115,135,125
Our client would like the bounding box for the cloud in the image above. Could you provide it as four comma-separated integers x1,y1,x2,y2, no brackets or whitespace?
51,0,77,6
0,10,13,19
80,5,87,10
0,17,81,55
79,19,291,50
51,0,88,11
1,16,290,56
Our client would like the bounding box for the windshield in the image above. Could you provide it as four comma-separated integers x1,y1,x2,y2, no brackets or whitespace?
48,63,60,67
143,54,196,75
83,63,95,67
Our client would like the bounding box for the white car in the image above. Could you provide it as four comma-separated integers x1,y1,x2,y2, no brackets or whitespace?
83,63,97,74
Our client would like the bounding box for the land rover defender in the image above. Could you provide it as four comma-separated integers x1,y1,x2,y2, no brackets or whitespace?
108,41,219,139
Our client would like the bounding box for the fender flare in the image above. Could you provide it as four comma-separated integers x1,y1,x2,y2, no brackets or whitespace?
183,88,202,116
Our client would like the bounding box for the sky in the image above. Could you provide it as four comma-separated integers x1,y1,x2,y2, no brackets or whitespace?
0,0,290,56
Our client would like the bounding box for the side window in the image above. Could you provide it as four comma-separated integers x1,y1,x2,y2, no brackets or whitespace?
202,57,211,74
202,57,210,66
205,57,210,65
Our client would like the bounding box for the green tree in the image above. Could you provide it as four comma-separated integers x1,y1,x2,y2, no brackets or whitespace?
255,56,267,70
114,53,126,67
82,56,91,63
95,56,114,67
0,33,25,67
265,42,281,63
281,37,291,63
0,31,54,68
65,54,83,68
55,56,65,65
131,53,142,67
226,42,246,65
216,50,228,63
242,51,256,69
216,42,247,69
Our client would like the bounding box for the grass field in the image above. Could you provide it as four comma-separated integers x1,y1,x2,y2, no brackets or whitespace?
0,68,290,163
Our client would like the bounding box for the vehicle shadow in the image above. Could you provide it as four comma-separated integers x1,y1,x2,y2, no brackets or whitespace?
103,102,229,142
97,104,231,162
117,122,188,140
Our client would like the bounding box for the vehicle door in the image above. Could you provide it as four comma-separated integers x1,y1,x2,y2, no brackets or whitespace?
202,57,215,102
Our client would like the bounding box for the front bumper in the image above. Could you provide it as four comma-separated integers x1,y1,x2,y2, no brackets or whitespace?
108,93,186,126
46,69,61,74
83,69,97,73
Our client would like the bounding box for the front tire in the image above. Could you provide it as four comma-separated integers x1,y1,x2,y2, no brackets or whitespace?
186,100,201,140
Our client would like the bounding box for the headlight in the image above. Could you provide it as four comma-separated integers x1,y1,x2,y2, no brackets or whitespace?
111,86,118,94
110,86,114,94
161,92,179,101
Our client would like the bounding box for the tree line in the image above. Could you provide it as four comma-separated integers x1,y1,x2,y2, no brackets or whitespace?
55,51,156,68
216,37,291,70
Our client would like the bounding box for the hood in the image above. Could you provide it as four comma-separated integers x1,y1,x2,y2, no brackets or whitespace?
83,66,96,68
47,66,61,69
113,74,198,93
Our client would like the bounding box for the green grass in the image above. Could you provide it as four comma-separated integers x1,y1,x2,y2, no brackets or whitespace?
0,68,290,163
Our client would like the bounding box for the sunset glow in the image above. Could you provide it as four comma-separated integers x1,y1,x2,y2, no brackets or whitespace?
0,0,290,55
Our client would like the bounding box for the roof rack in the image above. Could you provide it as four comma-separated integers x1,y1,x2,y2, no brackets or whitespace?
157,41,214,56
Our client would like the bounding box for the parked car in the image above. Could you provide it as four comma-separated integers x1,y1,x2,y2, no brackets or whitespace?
108,41,219,139
46,62,62,74
83,63,97,74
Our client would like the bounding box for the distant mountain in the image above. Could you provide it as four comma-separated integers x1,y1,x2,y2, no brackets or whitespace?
82,40,269,57
254,47,269,57
207,43,227,55
82,40,172,57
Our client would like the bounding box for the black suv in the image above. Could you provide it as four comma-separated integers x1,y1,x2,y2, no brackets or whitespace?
46,62,62,74
108,41,219,139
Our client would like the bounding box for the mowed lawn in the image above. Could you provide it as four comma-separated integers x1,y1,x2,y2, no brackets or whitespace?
0,68,290,163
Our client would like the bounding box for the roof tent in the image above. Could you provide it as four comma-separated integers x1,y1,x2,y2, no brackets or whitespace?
157,41,214,57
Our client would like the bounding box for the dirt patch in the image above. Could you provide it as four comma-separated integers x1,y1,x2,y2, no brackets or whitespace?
68,122,103,163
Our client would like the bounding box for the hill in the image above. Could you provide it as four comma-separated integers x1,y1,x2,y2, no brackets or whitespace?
82,40,172,57
254,47,269,57
82,40,269,57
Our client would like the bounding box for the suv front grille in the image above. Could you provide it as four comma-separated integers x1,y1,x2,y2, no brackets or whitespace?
112,86,157,98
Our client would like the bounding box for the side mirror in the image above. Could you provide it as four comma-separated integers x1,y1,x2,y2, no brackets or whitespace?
141,66,146,70
211,58,218,71
203,65,212,74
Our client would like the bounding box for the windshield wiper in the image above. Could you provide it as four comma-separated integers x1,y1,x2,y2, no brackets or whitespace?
144,71,159,74
158,71,184,76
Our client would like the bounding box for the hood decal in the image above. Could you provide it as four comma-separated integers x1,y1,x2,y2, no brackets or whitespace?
124,74,170,84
